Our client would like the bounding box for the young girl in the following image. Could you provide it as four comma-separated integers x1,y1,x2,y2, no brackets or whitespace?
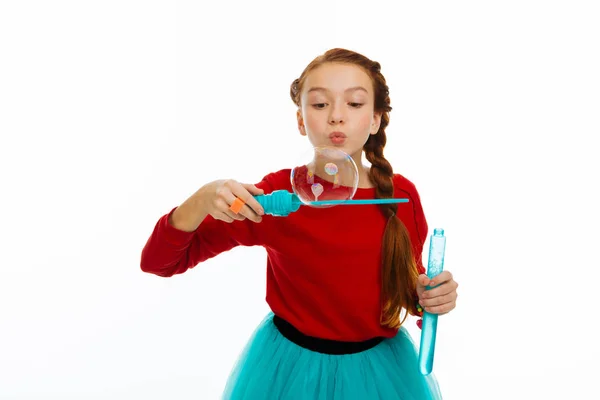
141,48,458,399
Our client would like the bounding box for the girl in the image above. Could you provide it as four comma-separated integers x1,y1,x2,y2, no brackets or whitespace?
141,48,458,399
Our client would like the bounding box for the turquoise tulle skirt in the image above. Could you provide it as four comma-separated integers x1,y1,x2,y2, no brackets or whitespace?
223,313,442,399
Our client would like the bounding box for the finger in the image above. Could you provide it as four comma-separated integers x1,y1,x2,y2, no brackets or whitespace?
225,209,247,222
220,188,262,223
241,183,265,196
215,189,246,219
422,280,458,299
231,183,265,217
428,271,453,287
423,302,456,315
419,291,457,307
214,183,243,214
217,198,246,221
239,204,263,223
213,211,235,223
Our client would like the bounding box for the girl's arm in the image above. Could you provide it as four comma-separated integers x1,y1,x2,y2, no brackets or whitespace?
140,176,274,277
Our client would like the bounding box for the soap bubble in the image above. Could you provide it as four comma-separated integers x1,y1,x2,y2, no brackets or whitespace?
290,146,359,207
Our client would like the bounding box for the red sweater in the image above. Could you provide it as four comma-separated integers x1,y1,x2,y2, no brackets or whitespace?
140,169,428,341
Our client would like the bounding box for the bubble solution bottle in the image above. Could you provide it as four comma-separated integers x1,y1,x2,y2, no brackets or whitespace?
418,228,446,376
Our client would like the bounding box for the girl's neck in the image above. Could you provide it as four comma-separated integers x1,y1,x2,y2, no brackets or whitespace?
351,155,375,189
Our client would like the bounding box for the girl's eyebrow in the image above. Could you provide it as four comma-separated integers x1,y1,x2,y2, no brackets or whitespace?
307,86,369,94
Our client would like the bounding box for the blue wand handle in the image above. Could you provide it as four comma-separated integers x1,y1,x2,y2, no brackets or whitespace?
254,190,303,216
418,228,446,376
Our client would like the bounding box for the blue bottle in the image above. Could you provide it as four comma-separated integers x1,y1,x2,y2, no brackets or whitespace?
418,228,447,376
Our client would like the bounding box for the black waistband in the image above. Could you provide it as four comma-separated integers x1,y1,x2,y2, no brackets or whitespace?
272,315,384,355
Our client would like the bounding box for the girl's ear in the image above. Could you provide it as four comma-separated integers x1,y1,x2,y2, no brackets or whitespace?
297,109,306,136
370,112,382,135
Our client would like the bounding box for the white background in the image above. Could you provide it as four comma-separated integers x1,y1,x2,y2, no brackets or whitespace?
1,1,599,399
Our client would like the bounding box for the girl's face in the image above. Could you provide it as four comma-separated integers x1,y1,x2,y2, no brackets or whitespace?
297,62,381,160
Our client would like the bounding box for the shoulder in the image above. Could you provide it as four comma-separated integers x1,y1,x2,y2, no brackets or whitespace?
393,172,427,225
393,172,428,242
255,168,292,194
392,173,422,200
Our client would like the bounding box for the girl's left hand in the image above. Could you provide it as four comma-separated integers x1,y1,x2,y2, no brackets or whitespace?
416,271,458,315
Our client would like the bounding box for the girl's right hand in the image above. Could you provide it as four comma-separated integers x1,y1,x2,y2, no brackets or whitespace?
198,179,265,223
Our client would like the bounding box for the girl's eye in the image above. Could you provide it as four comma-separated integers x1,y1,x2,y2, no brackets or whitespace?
311,102,364,109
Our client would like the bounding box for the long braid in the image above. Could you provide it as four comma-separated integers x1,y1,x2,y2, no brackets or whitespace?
365,127,420,328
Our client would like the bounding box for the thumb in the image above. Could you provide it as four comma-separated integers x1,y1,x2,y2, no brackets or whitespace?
418,274,431,287
416,274,430,295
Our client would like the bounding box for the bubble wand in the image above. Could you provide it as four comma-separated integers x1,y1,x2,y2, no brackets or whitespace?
418,228,446,376
234,146,412,216
251,189,409,216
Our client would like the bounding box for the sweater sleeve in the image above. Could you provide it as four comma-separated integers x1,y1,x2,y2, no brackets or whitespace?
139,174,276,277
